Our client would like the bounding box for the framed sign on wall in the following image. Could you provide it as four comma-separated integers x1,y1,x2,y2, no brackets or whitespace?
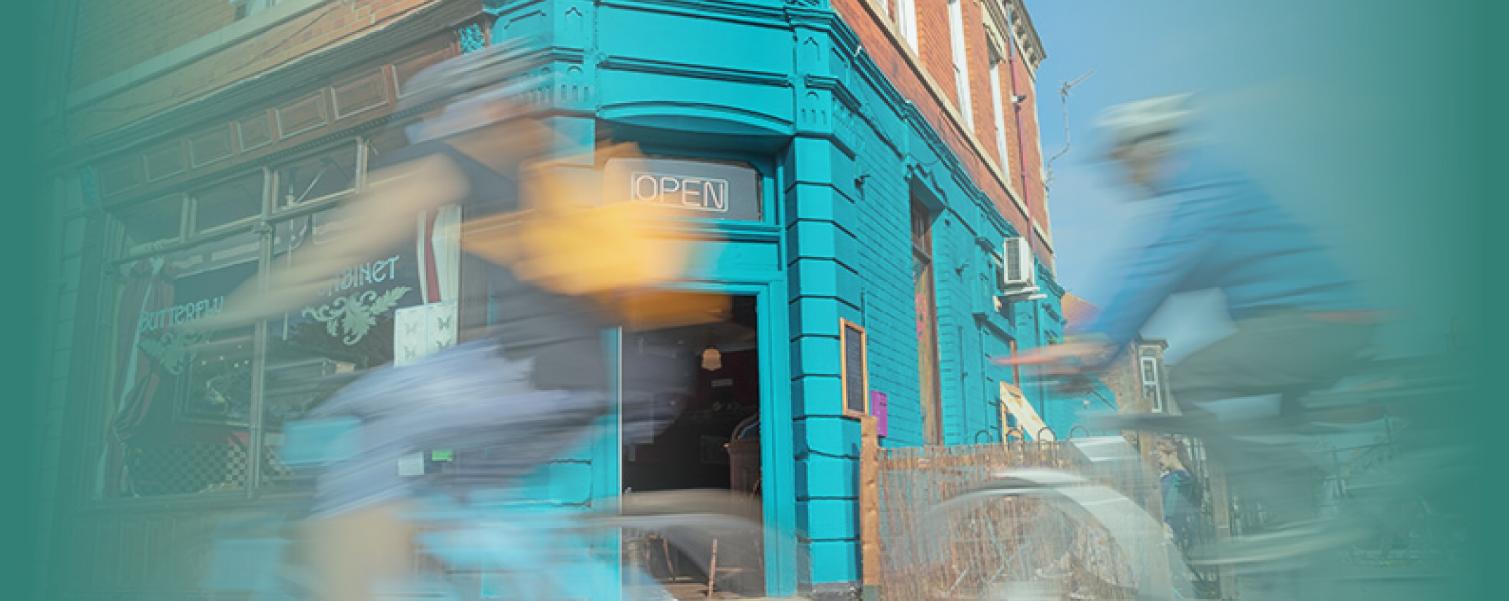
840,319,869,419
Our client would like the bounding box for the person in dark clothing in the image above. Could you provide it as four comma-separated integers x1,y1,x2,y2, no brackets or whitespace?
1156,437,1202,552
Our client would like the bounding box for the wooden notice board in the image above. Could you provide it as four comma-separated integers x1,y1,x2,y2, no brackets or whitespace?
840,319,869,418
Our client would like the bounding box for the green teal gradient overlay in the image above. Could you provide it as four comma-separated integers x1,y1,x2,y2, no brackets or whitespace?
1246,2,1499,597
1407,0,1495,595
15,1,1501,600
1440,1,1496,598
1469,1,1503,597
5,2,47,600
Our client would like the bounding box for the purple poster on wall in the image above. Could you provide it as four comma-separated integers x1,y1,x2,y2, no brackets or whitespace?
871,391,888,438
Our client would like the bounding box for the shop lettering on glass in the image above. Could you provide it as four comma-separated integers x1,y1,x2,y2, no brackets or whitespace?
133,259,255,335
322,255,402,297
137,296,225,334
303,253,414,345
606,157,761,221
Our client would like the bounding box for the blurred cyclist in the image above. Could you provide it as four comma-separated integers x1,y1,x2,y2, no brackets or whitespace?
998,94,1380,564
198,40,724,601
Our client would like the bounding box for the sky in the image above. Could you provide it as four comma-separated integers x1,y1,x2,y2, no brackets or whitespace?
1024,1,1469,361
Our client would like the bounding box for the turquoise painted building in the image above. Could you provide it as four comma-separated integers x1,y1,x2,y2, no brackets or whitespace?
477,0,1067,594
36,0,1066,599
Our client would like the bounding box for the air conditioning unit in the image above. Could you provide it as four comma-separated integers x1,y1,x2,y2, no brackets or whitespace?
1001,237,1034,288
997,237,1045,303
1001,237,1036,290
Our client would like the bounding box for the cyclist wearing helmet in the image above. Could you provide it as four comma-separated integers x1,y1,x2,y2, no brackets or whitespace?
200,41,716,601
1000,94,1377,556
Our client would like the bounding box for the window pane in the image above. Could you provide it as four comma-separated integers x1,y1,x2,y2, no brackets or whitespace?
98,232,260,498
947,0,972,125
116,194,185,254
192,172,264,232
266,209,423,368
364,127,411,162
275,143,358,207
1141,358,1158,383
259,209,426,489
363,127,414,188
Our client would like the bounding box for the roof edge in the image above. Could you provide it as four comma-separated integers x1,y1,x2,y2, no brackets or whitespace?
1004,0,1046,71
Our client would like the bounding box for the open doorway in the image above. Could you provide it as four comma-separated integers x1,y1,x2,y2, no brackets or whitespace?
622,293,762,598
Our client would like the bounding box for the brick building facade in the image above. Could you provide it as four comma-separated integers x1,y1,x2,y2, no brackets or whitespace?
35,0,1059,598
1065,292,1172,455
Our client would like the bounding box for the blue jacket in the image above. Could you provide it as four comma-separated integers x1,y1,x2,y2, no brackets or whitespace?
1074,152,1366,352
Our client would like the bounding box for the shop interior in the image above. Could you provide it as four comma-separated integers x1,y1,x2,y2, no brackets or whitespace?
621,293,764,598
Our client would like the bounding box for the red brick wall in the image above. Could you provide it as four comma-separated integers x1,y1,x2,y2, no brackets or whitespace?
832,0,1050,260
1008,46,1049,242
988,42,1018,181
69,0,239,88
960,0,993,154
68,0,442,143
914,0,955,106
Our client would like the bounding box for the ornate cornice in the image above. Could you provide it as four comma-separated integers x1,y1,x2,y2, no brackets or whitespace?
981,0,1044,75
1003,0,1045,72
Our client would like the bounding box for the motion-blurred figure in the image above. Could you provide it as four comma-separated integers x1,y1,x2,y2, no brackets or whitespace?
999,94,1381,593
198,40,727,601
1155,437,1202,553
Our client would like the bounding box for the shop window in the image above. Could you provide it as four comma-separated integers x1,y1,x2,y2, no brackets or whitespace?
259,207,426,487
192,171,265,233
274,142,359,208
117,194,187,255
365,127,410,159
90,126,443,497
99,232,260,498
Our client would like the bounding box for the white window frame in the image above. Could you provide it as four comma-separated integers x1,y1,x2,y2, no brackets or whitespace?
947,0,974,128
1140,356,1164,412
896,0,918,52
987,43,1010,170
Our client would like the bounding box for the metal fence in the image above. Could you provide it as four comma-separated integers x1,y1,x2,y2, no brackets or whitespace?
873,439,1182,601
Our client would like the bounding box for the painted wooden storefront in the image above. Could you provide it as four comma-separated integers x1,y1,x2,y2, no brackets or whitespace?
480,0,1066,593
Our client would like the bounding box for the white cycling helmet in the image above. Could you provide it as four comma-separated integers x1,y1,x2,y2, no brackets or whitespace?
399,37,548,144
1095,93,1193,155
